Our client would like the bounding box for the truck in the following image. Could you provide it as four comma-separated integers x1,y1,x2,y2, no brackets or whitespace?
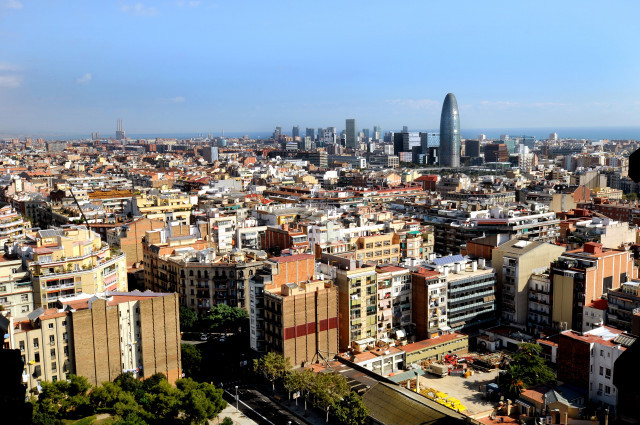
427,363,449,377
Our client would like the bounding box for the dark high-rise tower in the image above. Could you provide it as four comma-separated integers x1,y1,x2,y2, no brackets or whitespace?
439,93,460,167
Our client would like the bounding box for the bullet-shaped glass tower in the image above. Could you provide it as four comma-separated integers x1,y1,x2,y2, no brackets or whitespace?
439,93,460,167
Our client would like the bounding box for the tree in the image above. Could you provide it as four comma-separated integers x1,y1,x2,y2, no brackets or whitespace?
36,375,94,419
181,343,203,378
221,417,234,425
310,372,350,422
333,392,369,425
500,343,556,399
253,352,292,392
623,192,638,201
90,381,123,409
175,378,227,425
180,306,199,331
284,368,315,413
202,303,248,334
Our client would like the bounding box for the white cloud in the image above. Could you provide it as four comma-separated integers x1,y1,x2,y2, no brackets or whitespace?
76,73,92,85
171,96,186,103
386,98,439,109
177,0,201,6
4,0,22,9
479,100,520,107
121,3,158,16
0,75,21,88
0,63,19,71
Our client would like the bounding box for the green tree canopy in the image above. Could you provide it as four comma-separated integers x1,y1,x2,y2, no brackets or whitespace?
180,306,199,331
500,343,556,399
333,392,369,425
202,303,248,334
175,378,227,425
253,352,292,392
181,343,203,378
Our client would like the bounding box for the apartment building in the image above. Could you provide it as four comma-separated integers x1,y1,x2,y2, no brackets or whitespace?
263,280,338,367
550,242,637,331
0,205,27,245
6,291,181,392
328,256,378,351
261,224,309,255
558,326,635,410
528,273,553,329
424,255,497,332
15,226,127,309
106,217,165,269
142,225,263,310
132,192,195,224
411,268,448,340
493,240,565,326
375,265,412,340
607,281,640,333
249,254,315,353
351,233,401,265
0,254,33,318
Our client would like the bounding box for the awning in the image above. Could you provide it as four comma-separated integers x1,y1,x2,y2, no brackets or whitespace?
515,398,536,409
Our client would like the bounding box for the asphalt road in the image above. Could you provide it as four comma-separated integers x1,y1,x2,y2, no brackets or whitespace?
223,386,309,425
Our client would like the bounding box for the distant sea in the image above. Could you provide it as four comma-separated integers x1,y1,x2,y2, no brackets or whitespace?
5,126,640,141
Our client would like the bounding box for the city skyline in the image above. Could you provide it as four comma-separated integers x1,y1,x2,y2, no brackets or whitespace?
1,1,640,135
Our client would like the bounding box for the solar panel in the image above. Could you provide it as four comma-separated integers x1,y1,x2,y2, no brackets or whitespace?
432,255,465,266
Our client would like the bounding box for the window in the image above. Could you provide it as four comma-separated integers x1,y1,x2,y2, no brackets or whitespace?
51,362,57,372
50,349,56,359
63,346,69,356
48,323,54,329
605,368,611,378
49,335,55,345
599,366,603,376
34,352,40,362
62,320,66,327
21,305,29,313
19,341,24,352
62,333,67,342
21,294,28,301
605,386,611,394
52,375,57,382
33,338,39,349
600,350,604,357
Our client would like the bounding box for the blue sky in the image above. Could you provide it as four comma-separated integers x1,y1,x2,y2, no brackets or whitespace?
1,1,640,136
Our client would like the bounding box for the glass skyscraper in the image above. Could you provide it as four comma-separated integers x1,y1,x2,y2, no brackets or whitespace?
439,93,460,167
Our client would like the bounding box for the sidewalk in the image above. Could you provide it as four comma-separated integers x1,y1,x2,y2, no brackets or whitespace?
211,405,259,425
256,384,335,425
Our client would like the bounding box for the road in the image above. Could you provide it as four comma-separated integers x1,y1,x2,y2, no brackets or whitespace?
223,386,310,425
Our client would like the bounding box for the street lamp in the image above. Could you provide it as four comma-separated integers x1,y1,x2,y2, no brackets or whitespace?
235,386,239,412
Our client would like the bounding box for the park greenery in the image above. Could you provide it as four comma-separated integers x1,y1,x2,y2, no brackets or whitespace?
499,342,556,399
254,353,369,425
31,373,226,425
179,304,248,334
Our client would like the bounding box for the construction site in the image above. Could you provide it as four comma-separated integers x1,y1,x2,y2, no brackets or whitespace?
398,352,511,417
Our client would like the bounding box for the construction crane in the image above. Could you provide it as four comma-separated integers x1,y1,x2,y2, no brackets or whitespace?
68,187,89,225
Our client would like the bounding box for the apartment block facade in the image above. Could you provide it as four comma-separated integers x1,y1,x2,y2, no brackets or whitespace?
6,291,181,392
15,226,127,309
264,280,338,367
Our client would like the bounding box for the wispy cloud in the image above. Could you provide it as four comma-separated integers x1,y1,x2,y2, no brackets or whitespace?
0,63,19,71
386,98,439,109
4,0,22,9
176,0,201,7
171,96,186,103
121,3,158,16
479,100,520,107
76,73,92,85
0,75,22,88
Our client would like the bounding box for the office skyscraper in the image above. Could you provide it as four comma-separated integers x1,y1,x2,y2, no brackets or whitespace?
306,128,314,139
439,93,460,167
292,126,300,138
345,119,357,148
372,125,382,141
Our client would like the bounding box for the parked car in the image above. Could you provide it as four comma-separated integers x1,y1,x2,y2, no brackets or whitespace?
200,333,208,341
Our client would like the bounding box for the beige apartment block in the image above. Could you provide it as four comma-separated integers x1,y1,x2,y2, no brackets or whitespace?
4,291,180,393
336,263,378,351
264,280,338,367
350,233,401,265
17,226,127,309
0,254,33,318
493,240,566,326
133,192,194,224
10,226,127,309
